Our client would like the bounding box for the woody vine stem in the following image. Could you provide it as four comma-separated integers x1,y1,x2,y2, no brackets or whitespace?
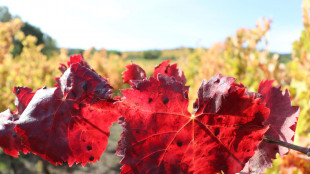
263,136,310,157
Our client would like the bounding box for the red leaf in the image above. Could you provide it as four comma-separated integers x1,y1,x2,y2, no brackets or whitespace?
14,63,118,166
122,63,146,85
154,60,186,85
14,86,35,114
0,87,35,157
0,55,119,166
241,80,300,174
122,60,186,86
0,109,27,157
58,63,67,74
117,71,269,174
67,54,91,69
57,54,92,82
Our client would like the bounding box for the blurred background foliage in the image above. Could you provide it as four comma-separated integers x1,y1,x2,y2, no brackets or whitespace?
1,0,310,173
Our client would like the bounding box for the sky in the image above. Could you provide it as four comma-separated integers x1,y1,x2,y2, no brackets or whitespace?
1,0,304,53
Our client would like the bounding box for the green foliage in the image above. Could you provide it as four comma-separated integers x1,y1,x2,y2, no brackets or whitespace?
41,33,58,56
278,53,292,63
126,54,143,59
11,22,58,57
161,55,177,60
68,48,84,55
0,6,58,57
143,49,162,59
21,23,44,44
0,6,12,22
108,50,122,56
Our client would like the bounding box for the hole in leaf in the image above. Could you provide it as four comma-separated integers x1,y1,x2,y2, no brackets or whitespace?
82,83,87,91
82,139,86,142
119,116,125,122
162,97,169,104
177,141,182,147
247,149,250,152
94,90,100,94
214,128,220,136
78,104,83,111
89,156,94,161
165,66,169,73
16,87,21,94
148,98,152,103
71,91,77,98
255,112,263,118
183,92,188,99
87,145,92,151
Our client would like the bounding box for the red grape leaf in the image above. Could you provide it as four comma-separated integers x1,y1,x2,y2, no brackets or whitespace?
0,109,27,157
122,63,146,85
58,63,67,74
57,54,93,82
13,63,119,166
154,60,186,85
122,60,186,86
0,87,35,157
14,86,35,114
0,55,120,166
67,54,91,69
116,72,269,174
241,80,300,174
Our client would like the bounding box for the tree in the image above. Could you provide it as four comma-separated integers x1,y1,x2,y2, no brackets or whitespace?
0,6,58,57
12,22,58,57
0,6,12,22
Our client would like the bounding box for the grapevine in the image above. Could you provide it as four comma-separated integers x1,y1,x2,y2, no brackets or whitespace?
0,55,306,174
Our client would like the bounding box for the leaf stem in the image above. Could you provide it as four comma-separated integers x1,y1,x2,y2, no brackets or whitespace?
263,136,310,157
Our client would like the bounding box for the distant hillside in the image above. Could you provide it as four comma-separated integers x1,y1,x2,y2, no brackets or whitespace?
123,48,194,60
278,53,292,63
67,47,292,64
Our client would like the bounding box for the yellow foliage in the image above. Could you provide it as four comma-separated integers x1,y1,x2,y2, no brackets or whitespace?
0,33,62,110
85,47,126,93
0,20,127,111
288,0,310,137
0,18,23,63
181,18,287,106
1,1,310,172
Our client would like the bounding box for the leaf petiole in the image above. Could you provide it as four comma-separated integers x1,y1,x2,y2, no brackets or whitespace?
263,136,310,157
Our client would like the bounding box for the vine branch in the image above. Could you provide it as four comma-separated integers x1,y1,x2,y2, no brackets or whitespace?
263,136,310,157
